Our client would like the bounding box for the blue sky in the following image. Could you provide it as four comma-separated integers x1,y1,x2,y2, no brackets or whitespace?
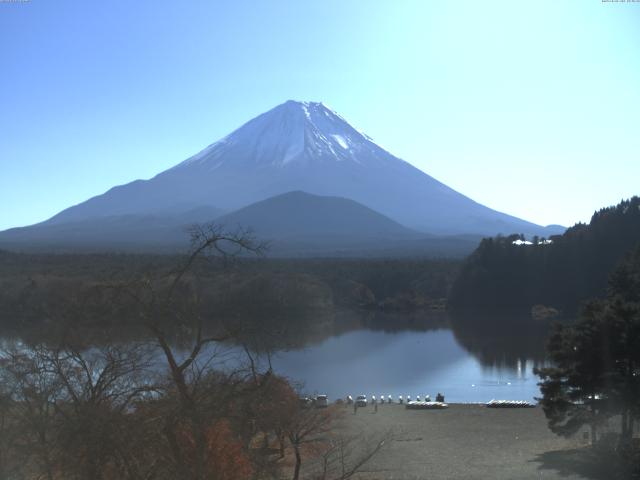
1,0,639,231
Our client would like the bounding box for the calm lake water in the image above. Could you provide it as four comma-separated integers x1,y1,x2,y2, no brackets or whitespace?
262,326,546,403
4,312,548,404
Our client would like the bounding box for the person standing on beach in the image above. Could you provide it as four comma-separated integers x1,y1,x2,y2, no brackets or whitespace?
374,402,378,413
354,403,358,414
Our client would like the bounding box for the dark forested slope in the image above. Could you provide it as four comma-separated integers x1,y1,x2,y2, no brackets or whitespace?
449,197,640,316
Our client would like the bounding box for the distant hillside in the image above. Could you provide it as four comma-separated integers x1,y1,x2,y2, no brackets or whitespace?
217,191,419,239
449,196,640,316
216,191,483,257
0,191,480,257
0,206,223,253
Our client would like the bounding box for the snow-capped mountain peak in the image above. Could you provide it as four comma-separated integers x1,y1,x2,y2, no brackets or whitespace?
175,100,398,170
29,100,560,240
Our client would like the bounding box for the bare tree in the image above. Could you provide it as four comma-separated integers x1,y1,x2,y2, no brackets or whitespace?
285,404,338,480
106,224,268,480
313,431,393,480
0,334,163,480
0,345,62,480
45,342,157,480
282,402,393,480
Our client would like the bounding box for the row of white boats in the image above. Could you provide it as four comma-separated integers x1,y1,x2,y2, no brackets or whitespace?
340,395,534,409
347,394,445,406
485,399,535,408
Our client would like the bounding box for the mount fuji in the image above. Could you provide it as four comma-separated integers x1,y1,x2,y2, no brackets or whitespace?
0,100,563,254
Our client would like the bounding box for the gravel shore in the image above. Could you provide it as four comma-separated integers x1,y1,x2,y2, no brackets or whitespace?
338,403,601,480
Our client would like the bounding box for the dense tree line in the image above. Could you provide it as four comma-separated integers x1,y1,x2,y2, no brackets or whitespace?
449,197,640,317
0,251,459,338
536,245,640,476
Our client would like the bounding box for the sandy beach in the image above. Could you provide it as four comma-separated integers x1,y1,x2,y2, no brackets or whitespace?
335,403,607,480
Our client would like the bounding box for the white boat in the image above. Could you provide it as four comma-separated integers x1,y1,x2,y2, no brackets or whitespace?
405,401,448,410
486,399,535,408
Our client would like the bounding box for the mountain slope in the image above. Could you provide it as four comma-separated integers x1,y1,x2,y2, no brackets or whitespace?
217,191,420,239
0,206,223,252
38,100,560,237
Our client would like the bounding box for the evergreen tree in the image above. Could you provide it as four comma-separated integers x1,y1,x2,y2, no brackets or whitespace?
536,246,640,449
450,196,640,315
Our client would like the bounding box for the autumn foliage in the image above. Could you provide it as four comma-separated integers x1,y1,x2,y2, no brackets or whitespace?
177,420,254,480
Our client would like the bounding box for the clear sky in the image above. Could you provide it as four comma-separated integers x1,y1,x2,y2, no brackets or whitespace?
1,0,639,231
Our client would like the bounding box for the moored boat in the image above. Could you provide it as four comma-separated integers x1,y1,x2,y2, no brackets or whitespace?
405,401,448,410
486,399,535,408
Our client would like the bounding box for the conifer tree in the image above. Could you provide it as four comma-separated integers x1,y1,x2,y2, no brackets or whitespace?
536,245,640,448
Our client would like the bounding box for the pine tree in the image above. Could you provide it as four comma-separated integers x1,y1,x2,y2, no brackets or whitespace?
536,245,640,448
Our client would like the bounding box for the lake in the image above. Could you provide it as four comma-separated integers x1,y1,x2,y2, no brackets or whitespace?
3,311,549,404
247,321,548,403
170,310,551,404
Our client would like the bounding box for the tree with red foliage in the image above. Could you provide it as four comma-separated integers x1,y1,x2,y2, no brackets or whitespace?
178,419,253,480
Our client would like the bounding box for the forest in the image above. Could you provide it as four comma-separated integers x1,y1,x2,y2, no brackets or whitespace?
449,197,640,318
3,197,640,340
0,247,458,341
